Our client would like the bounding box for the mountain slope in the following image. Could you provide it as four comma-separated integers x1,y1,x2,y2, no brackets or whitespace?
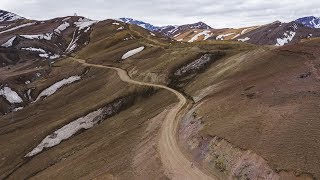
296,16,320,28
0,10,24,22
0,16,98,66
155,21,212,37
1,9,320,180
119,18,159,31
172,26,257,42
235,21,320,46
118,17,213,38
177,19,320,46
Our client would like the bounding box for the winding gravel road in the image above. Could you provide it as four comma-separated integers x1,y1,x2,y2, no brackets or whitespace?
73,58,216,180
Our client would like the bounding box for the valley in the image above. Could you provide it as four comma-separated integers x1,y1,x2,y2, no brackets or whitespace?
0,8,320,180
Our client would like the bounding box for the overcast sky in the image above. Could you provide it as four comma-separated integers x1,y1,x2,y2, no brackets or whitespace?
1,0,320,28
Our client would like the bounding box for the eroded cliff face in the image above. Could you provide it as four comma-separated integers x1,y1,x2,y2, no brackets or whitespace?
178,102,314,180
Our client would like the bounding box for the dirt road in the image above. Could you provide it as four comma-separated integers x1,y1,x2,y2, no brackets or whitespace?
73,58,215,180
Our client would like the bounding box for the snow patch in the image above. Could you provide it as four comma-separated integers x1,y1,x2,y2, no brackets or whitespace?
1,36,16,47
39,53,60,59
0,86,23,104
292,23,298,31
21,47,46,53
121,46,145,59
232,34,240,39
20,33,53,40
231,28,251,40
25,108,104,157
216,33,235,40
168,26,179,34
54,22,70,33
27,89,33,101
311,18,320,28
241,28,248,34
188,30,212,42
25,96,129,157
238,37,250,42
65,28,82,53
62,17,71,22
0,22,36,35
74,18,97,32
22,47,60,59
66,42,77,53
174,54,212,76
139,24,146,29
35,76,81,102
275,31,296,46
173,33,181,38
13,107,23,112
65,18,96,53
117,26,124,30
123,36,134,41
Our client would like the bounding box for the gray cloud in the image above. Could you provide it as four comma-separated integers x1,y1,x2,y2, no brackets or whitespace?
1,0,320,28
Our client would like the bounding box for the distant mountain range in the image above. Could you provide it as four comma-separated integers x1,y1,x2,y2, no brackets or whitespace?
156,22,211,37
119,16,320,45
235,21,320,46
119,18,211,37
1,9,320,61
120,16,320,32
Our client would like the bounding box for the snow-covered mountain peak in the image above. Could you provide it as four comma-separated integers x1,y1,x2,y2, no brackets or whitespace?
119,17,159,31
0,10,25,22
296,16,320,28
187,21,212,29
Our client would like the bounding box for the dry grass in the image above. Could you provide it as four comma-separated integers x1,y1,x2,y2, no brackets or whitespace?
183,46,320,179
0,55,178,179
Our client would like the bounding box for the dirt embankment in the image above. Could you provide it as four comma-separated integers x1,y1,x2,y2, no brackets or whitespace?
177,47,320,180
178,103,315,180
169,51,225,90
